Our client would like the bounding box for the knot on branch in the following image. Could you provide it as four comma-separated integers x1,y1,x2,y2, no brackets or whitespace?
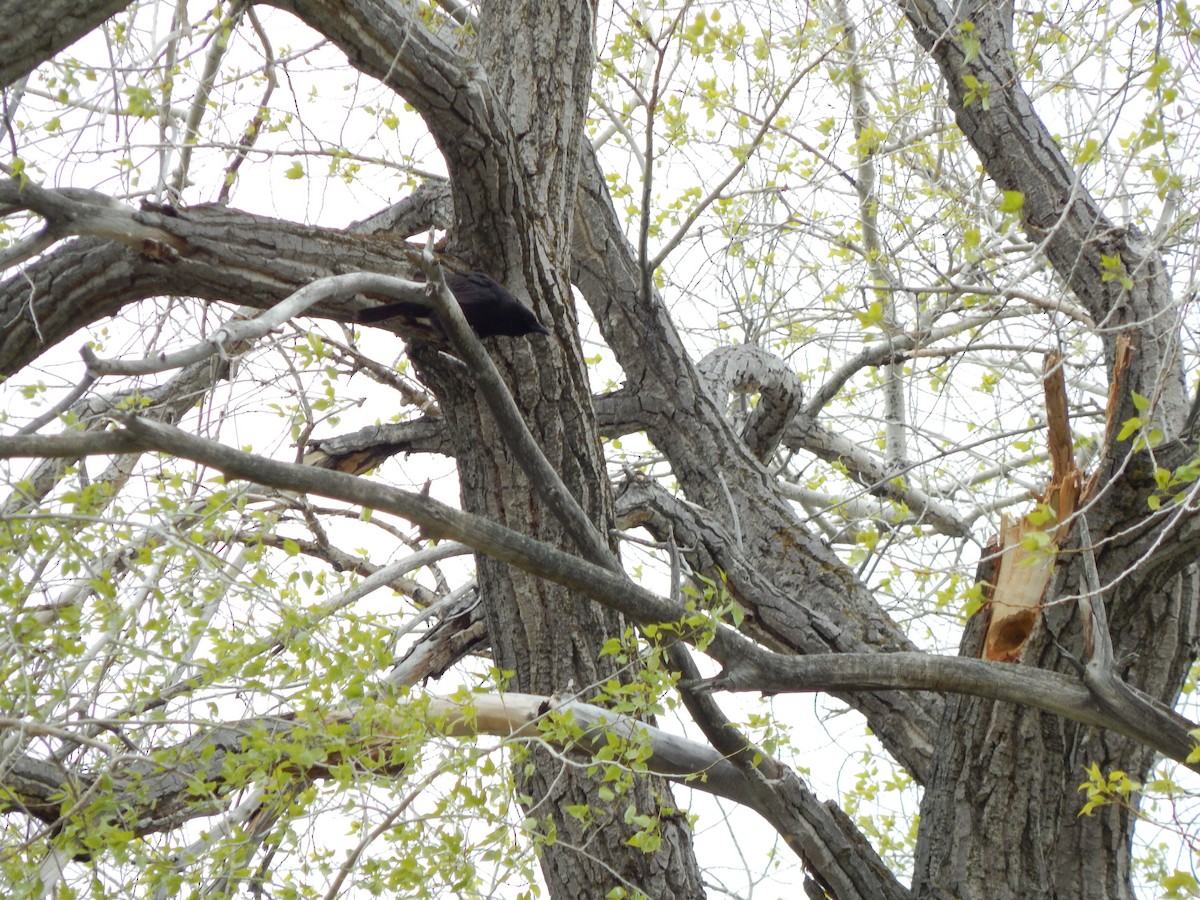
697,344,804,461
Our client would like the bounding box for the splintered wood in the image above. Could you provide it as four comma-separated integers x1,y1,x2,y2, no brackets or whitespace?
981,352,1081,662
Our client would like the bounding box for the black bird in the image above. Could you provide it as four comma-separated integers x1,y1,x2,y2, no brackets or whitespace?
358,272,550,338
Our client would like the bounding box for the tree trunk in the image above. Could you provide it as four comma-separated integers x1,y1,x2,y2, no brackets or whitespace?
279,0,706,893
898,0,1200,894
915,556,1199,898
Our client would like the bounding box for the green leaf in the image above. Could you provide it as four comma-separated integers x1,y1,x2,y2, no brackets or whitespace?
1116,416,1142,442
1187,728,1200,763
1019,530,1052,552
564,804,592,823
1026,502,1057,527
998,190,1025,213
855,301,884,329
1077,138,1102,164
1161,871,1200,895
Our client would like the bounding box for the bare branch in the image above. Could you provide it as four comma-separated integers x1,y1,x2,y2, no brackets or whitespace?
82,272,426,376
712,650,1200,774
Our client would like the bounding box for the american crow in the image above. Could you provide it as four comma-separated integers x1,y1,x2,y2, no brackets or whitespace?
358,272,550,338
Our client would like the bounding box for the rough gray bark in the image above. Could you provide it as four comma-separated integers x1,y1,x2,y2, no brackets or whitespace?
4,1,1200,898
268,0,706,894
0,0,131,88
895,0,1199,896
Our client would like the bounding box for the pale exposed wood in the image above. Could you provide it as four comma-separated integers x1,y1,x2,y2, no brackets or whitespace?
903,0,1194,889
983,353,1081,662
983,517,1055,661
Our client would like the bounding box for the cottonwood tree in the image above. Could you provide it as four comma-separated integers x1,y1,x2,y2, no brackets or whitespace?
1,0,1198,897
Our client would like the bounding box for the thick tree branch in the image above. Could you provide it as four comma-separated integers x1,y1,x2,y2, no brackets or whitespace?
349,178,453,238
0,684,900,898
899,0,1185,437
0,0,131,88
573,147,944,781
712,651,1200,775
0,179,188,259
304,419,451,474
3,423,1193,772
0,199,419,378
0,695,743,841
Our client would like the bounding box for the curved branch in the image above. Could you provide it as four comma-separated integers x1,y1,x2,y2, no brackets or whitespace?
899,0,1185,432
697,344,805,462
711,650,1200,775
83,272,427,376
